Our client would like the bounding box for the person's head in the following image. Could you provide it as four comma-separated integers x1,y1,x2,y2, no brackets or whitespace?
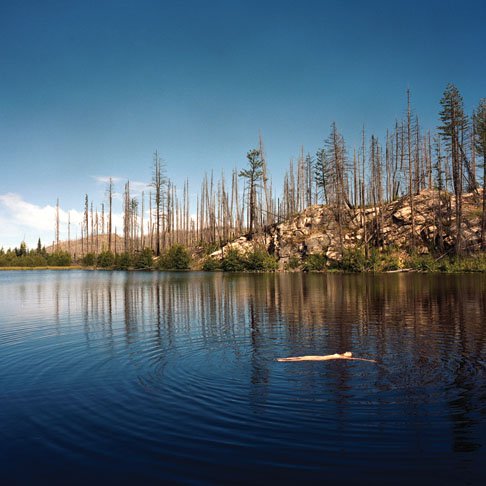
343,351,353,357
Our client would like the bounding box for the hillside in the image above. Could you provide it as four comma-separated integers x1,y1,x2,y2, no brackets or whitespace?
46,234,126,257
211,189,485,270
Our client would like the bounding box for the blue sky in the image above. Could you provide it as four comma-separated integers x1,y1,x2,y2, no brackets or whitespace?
1,0,485,248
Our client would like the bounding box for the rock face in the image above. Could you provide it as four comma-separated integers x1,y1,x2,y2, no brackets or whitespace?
214,189,484,268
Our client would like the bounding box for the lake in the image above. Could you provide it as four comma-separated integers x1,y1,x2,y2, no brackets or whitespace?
0,270,485,484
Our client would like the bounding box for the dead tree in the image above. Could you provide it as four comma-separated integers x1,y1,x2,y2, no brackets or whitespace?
152,151,167,256
407,89,416,251
123,181,131,253
106,178,114,253
55,198,60,250
84,194,89,256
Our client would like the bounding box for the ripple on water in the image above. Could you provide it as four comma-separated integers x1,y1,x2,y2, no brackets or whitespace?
0,271,485,483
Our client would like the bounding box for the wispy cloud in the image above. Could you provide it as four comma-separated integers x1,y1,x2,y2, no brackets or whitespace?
91,175,123,185
129,180,151,196
91,176,151,199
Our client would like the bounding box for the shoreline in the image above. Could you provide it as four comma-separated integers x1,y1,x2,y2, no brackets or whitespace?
0,266,83,271
1,266,484,274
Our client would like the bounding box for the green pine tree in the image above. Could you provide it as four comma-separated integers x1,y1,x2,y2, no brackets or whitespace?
473,99,486,249
439,84,468,254
239,149,264,239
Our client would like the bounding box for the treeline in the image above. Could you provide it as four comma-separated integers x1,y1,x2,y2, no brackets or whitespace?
0,240,71,267
0,243,192,270
22,84,486,260
80,245,191,270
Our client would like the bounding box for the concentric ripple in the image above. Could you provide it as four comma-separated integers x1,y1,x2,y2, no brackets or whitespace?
0,270,485,484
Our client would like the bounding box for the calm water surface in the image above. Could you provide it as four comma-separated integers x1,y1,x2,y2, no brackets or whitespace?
0,271,485,484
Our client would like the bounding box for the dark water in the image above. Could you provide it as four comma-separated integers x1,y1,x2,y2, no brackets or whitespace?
0,271,485,484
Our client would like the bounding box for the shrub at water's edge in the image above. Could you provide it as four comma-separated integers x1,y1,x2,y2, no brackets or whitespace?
294,247,486,273
202,257,221,271
302,253,327,272
245,249,278,271
134,248,153,269
404,253,486,273
158,244,191,270
203,248,278,272
114,252,132,270
96,251,115,268
220,249,246,272
82,253,96,266
2,243,485,273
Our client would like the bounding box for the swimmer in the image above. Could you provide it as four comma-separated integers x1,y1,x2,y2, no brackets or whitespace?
277,351,376,363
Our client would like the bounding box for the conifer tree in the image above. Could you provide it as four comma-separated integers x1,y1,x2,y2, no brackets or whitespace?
473,98,486,249
439,83,468,254
314,147,330,204
239,149,264,239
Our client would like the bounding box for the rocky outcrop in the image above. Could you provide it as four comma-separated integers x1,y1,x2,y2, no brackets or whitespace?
377,189,482,253
212,189,484,269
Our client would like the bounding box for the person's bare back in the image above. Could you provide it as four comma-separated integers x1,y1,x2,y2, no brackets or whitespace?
277,352,376,363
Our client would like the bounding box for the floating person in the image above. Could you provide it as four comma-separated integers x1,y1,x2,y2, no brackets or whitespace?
277,352,376,363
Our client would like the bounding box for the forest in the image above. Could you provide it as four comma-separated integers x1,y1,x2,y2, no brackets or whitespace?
2,84,486,271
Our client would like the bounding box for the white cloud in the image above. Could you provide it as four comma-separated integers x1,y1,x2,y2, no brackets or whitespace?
0,193,78,232
0,193,125,250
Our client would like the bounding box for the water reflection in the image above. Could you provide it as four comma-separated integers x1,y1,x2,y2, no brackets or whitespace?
0,271,485,483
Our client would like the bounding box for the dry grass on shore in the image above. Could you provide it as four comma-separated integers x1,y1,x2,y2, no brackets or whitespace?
0,266,83,271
